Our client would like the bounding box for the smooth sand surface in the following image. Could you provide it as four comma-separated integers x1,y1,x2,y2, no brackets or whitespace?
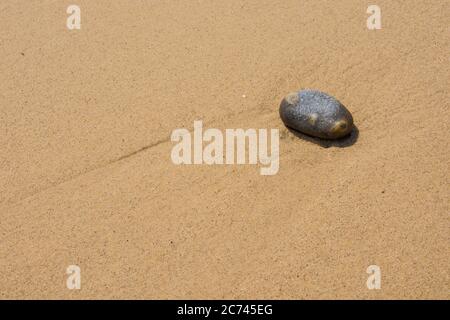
1,0,449,299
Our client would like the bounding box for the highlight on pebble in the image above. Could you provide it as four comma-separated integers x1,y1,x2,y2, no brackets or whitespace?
1,0,447,312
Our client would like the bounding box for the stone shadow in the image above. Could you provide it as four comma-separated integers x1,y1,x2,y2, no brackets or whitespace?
286,125,359,148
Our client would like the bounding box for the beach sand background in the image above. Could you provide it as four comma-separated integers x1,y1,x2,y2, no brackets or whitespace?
0,0,448,299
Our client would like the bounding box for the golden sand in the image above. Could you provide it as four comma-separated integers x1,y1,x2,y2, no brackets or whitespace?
0,0,448,299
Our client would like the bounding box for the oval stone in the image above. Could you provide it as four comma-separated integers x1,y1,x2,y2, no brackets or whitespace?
279,89,354,139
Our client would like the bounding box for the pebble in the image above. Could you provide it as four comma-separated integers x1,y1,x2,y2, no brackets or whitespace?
279,89,354,139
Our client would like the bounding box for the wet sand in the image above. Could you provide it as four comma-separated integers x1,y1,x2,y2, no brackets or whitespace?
0,0,448,299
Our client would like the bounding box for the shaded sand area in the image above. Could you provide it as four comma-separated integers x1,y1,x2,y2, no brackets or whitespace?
0,0,448,298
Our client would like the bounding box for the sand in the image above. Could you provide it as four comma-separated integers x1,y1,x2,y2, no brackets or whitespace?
0,0,448,299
